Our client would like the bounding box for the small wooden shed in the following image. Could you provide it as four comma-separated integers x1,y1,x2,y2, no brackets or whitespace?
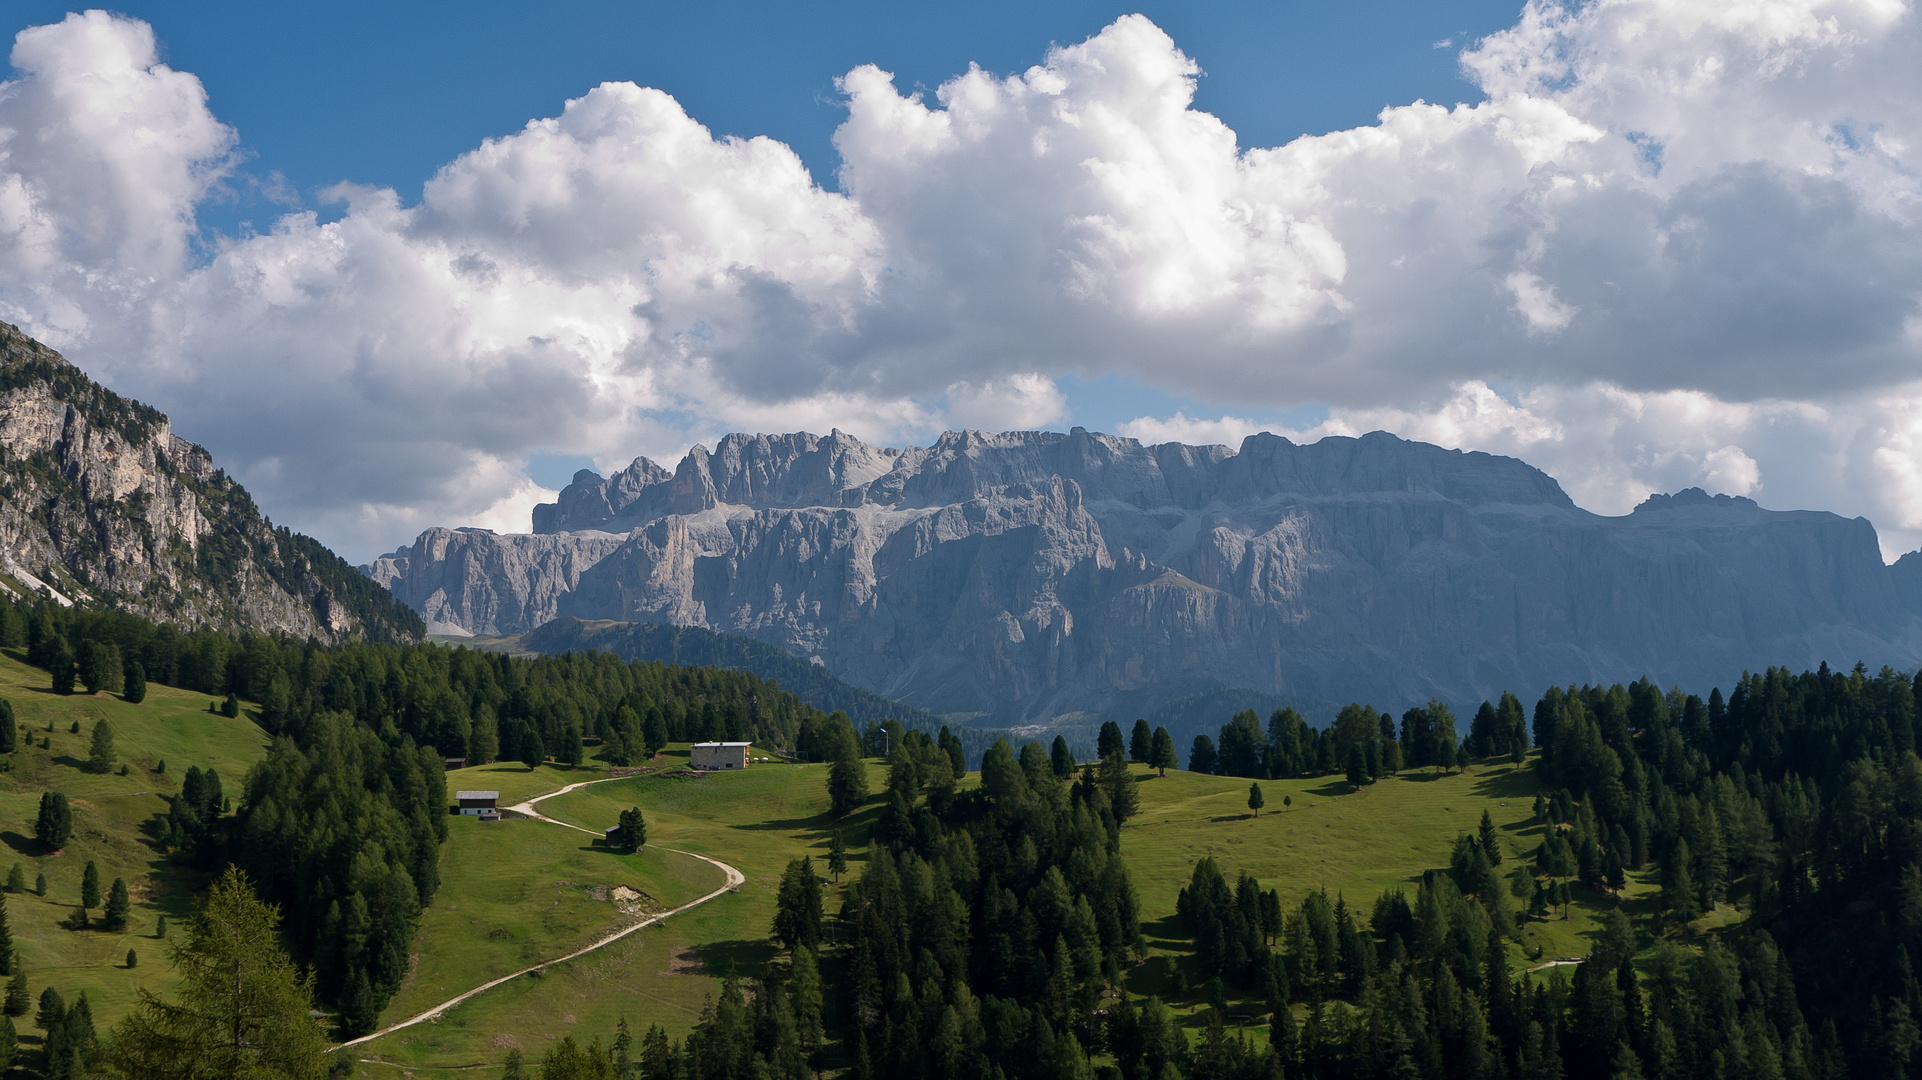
455,790,500,816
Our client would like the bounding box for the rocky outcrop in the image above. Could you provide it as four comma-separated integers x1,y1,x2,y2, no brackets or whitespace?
0,322,421,642
366,428,1922,723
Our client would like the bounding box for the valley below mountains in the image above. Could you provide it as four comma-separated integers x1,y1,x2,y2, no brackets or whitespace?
367,427,1922,728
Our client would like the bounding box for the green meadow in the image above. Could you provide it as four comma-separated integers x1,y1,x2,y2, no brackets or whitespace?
0,649,269,1036
351,750,888,1074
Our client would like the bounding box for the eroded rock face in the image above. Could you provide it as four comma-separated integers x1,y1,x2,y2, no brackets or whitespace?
0,322,420,642
366,428,1922,722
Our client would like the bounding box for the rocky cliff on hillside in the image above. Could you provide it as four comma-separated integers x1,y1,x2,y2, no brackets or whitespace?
365,428,1922,725
0,323,422,642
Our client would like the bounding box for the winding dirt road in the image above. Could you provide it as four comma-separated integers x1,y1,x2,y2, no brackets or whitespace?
335,774,743,1051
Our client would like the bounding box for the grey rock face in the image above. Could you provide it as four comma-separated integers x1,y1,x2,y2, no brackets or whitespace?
367,427,1922,722
0,322,420,642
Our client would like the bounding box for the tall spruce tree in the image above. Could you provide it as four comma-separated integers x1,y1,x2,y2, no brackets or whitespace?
826,723,868,818
2,971,23,1017
122,661,146,704
1129,719,1153,762
104,878,130,932
1151,726,1177,777
87,719,115,775
0,699,13,753
35,791,71,851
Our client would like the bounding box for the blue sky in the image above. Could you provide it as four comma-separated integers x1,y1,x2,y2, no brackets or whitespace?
8,1,1521,201
1,2,1918,561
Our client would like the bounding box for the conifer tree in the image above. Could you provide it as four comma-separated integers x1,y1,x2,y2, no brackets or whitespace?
1097,720,1125,760
1151,726,1177,777
1346,743,1369,789
1189,734,1218,774
0,1013,13,1073
1248,782,1265,816
220,693,240,718
122,661,146,704
1129,719,1152,762
107,867,328,1076
87,719,114,775
3,865,19,893
1663,838,1700,926
35,791,71,851
49,642,75,695
81,861,100,913
0,893,11,975
36,985,62,1033
771,857,823,952
521,732,545,772
826,725,868,818
104,878,129,932
826,830,847,882
0,699,13,753
3,971,25,1017
1480,809,1503,865
126,949,137,969
1100,750,1139,823
33,873,45,897
1050,735,1074,778
617,807,646,852
78,640,109,695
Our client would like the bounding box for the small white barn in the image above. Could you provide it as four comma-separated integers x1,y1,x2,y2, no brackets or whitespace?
690,742,750,771
455,790,499,816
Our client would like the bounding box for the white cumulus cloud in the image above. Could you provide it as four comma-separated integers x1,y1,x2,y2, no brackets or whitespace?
0,4,1918,561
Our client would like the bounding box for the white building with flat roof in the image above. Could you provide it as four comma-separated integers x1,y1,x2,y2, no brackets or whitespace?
690,742,750,770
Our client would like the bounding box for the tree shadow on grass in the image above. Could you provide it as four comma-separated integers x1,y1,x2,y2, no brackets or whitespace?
1305,780,1360,798
1141,913,1188,949
0,830,39,856
701,938,778,980
729,813,834,833
1469,767,1540,801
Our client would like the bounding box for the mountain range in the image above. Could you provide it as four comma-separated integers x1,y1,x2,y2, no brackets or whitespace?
366,428,1922,727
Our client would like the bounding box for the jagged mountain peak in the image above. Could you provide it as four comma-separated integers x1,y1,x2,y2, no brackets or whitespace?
529,426,1573,535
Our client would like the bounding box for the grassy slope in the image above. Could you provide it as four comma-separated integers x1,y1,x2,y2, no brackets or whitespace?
354,749,888,1073
1122,757,1733,1023
355,750,1734,1075
0,650,269,1036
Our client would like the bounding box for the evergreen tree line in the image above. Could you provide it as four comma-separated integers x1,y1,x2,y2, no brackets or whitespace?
1154,663,1922,1080
1187,695,1533,782
1,594,857,766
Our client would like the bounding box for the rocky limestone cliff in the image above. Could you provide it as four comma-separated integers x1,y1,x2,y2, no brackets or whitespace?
366,428,1922,724
0,322,422,642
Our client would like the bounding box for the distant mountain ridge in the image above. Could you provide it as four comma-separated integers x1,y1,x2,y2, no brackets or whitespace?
366,427,1922,727
520,617,1022,764
0,322,422,642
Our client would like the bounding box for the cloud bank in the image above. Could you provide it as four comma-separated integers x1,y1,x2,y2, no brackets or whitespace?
0,4,1919,558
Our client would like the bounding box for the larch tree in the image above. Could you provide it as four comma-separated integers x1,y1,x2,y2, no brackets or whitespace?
105,867,329,1079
